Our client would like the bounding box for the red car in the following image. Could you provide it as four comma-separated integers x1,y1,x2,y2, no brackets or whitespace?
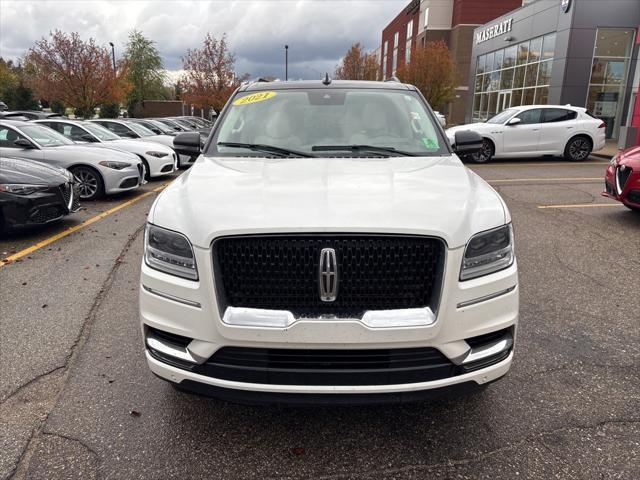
603,146,640,212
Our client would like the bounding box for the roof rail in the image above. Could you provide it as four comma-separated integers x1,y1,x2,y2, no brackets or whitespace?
385,76,401,83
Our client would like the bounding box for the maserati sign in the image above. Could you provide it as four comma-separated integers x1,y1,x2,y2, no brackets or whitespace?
475,18,514,45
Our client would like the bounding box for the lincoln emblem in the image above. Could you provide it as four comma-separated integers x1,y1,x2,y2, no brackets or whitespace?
319,248,339,302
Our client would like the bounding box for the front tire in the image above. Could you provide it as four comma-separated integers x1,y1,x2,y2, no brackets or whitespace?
470,138,494,163
564,136,592,162
71,166,104,200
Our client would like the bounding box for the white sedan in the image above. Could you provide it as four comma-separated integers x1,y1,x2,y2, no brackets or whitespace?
446,105,606,163
34,119,176,179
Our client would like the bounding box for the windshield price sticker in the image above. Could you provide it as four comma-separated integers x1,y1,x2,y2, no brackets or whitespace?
234,91,277,106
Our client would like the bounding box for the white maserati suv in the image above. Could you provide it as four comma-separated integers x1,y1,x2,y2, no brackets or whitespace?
446,105,606,163
139,80,519,404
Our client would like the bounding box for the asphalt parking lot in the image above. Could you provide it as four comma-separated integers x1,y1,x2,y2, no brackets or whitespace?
1,157,639,480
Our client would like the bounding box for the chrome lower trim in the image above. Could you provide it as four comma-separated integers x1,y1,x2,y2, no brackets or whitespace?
461,331,513,365
142,285,201,308
456,286,516,309
146,331,197,363
222,306,437,329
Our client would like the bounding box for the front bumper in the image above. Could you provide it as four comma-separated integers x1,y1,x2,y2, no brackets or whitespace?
139,244,518,400
0,183,79,228
146,153,177,178
602,164,640,208
103,164,142,195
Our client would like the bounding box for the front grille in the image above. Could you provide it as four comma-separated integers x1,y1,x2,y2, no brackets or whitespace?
198,346,455,386
119,177,139,189
59,182,72,208
212,234,445,318
617,166,632,193
71,185,80,210
30,206,63,224
137,163,144,179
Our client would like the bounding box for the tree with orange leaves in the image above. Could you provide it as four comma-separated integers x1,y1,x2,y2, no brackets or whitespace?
178,33,247,113
334,43,379,81
25,30,130,117
396,40,457,110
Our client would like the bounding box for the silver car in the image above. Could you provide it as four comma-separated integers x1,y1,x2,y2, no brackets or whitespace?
88,119,193,168
0,120,143,200
33,119,177,179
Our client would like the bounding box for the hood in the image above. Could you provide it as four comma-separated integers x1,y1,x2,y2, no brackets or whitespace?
139,135,175,149
43,144,140,163
151,155,507,249
0,156,70,185
619,146,640,167
97,139,174,155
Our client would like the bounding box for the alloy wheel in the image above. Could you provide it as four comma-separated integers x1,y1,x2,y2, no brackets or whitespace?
74,168,99,199
569,138,590,161
472,139,492,163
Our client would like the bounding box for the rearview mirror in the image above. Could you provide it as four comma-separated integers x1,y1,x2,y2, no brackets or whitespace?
14,138,35,149
507,117,521,126
173,132,201,156
453,130,483,155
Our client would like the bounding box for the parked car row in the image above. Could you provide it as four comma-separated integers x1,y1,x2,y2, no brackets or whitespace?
0,113,212,233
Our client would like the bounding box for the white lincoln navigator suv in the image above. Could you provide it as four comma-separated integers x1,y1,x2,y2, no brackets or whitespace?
139,79,518,404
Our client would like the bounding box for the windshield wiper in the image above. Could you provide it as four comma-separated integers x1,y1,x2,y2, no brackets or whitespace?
311,145,419,157
217,142,315,158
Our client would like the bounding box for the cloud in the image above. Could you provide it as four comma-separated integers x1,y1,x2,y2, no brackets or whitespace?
0,0,402,79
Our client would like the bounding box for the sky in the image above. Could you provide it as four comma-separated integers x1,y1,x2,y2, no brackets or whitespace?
0,0,405,81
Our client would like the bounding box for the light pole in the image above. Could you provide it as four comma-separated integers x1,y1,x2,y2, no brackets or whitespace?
108,42,116,71
285,45,288,81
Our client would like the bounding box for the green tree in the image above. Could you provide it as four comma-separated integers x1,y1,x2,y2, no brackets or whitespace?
123,30,166,116
0,58,39,110
99,102,120,118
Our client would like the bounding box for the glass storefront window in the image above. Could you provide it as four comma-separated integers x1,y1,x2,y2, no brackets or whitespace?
594,29,634,57
587,28,635,139
500,68,514,90
517,42,529,65
486,52,495,71
504,46,517,68
494,50,504,71
529,37,542,63
537,60,552,85
542,34,555,60
525,63,539,88
473,32,557,122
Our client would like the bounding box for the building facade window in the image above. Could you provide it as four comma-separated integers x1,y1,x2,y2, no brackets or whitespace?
586,28,635,139
406,20,413,63
392,31,399,74
472,33,556,122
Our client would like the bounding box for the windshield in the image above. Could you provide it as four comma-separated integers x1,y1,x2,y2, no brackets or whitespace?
82,122,121,141
126,122,155,137
21,125,74,147
209,88,447,157
487,108,518,124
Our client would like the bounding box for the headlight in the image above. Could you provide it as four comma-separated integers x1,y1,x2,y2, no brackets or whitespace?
99,160,131,170
146,151,169,158
460,224,514,281
144,224,198,280
609,155,618,166
0,184,49,195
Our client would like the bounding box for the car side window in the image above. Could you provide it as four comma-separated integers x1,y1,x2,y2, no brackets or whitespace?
42,122,64,135
61,124,90,141
0,126,26,148
101,122,132,136
543,109,577,123
515,109,543,125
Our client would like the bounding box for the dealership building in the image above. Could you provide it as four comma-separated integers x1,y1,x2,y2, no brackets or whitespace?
468,0,640,147
380,0,522,124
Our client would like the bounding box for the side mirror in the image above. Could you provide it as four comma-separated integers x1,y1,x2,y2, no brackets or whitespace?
506,117,521,126
80,134,98,142
453,130,483,155
173,132,201,156
124,131,138,138
151,128,162,135
14,138,35,149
